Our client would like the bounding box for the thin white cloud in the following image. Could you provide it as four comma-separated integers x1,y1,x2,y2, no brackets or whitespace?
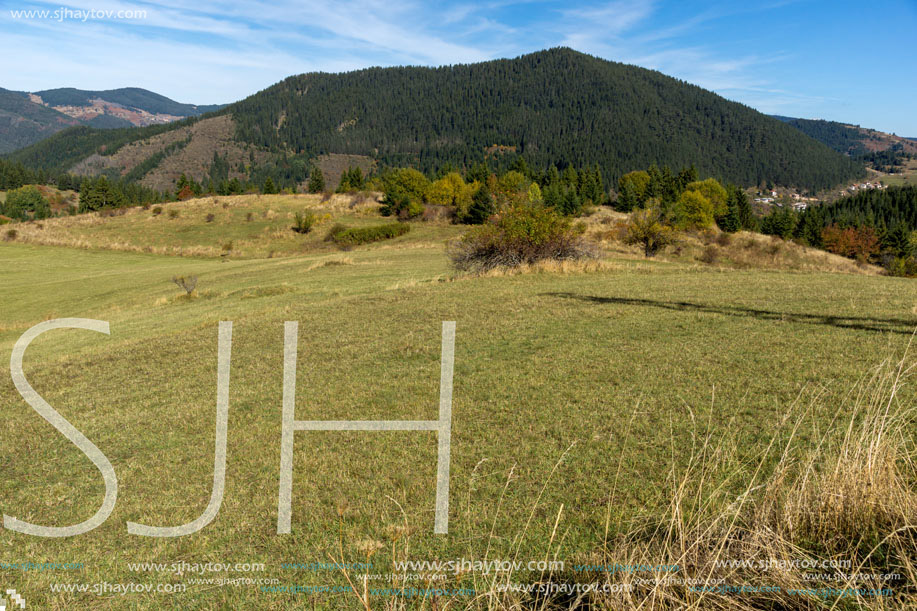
562,0,655,37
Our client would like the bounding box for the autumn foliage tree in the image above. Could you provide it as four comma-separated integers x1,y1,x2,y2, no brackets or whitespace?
820,224,880,260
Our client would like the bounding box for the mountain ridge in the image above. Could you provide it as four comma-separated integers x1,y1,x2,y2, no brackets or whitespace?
772,115,917,157
0,87,226,154
6,48,864,192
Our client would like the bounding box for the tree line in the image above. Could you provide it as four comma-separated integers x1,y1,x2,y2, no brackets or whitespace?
757,186,917,275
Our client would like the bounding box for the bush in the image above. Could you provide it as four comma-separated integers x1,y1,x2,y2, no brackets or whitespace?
448,203,594,271
168,209,179,219
381,195,425,219
330,222,410,247
246,212,254,222
886,256,917,277
206,213,216,223
622,207,677,257
291,211,316,234
698,245,720,264
152,206,163,216
4,228,18,241
324,223,348,242
715,232,732,247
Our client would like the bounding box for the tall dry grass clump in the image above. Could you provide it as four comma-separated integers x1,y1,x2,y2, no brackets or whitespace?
592,351,917,610
766,357,917,575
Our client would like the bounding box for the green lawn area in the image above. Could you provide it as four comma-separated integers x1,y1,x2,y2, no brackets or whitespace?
0,239,915,608
880,158,917,187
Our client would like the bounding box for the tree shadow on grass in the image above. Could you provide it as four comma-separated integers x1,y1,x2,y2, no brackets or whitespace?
543,292,917,336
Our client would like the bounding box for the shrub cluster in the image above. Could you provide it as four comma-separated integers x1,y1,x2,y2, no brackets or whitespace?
448,203,593,271
291,211,316,234
621,207,677,257
328,222,410,247
1,185,50,220
886,256,917,277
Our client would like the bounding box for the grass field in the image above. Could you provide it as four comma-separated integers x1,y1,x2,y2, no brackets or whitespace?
1,196,916,609
6,193,464,258
879,158,917,187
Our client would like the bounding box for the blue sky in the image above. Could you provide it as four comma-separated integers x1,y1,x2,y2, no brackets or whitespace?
2,0,916,134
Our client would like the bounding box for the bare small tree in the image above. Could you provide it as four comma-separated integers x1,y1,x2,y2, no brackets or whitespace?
172,275,198,296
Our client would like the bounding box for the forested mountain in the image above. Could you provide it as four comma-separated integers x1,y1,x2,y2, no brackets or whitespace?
0,87,81,153
7,48,864,191
774,116,917,171
32,87,225,117
0,87,225,154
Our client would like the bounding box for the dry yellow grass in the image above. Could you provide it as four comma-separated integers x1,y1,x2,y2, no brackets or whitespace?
590,223,881,276
5,193,393,258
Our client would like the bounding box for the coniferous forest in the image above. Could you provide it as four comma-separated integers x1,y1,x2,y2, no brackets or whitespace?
228,48,862,190
6,48,864,192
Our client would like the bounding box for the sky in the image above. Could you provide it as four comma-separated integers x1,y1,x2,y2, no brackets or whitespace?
2,0,916,135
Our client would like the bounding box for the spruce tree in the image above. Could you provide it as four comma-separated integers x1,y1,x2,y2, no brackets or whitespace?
307,167,325,193
464,186,495,224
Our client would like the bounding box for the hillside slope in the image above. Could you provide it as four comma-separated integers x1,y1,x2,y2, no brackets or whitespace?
0,87,226,154
7,48,864,191
774,115,917,157
31,87,224,118
0,87,80,154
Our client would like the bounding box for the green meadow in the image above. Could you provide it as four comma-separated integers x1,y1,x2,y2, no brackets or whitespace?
0,196,915,609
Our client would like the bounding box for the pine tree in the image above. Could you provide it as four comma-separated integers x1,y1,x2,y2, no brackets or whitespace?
884,224,913,257
466,161,490,184
307,167,325,193
464,185,495,224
